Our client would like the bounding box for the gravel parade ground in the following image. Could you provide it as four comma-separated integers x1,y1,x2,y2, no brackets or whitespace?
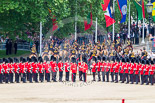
0,75,155,103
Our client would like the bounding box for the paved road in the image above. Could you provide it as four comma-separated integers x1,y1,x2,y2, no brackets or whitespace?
0,75,154,103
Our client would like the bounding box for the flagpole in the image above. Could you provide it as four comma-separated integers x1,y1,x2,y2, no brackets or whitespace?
112,0,115,41
95,17,97,43
141,18,145,43
128,0,131,39
75,0,77,41
40,22,42,56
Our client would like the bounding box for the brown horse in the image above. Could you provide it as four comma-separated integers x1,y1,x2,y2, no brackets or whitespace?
117,46,122,53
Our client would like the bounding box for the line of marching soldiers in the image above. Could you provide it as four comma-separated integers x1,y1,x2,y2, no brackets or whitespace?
0,56,88,83
0,56,155,85
91,56,155,85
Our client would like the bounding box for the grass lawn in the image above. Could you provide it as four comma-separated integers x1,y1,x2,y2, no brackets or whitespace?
0,50,31,58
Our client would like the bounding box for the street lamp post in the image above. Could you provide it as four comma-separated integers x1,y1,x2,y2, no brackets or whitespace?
146,0,153,35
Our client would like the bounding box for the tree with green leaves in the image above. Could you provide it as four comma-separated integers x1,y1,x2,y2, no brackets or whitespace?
0,0,150,40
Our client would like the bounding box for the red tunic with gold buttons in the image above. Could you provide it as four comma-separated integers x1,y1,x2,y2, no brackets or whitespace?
52,62,57,72
64,62,70,72
82,63,88,73
150,65,155,75
78,62,83,71
58,62,63,72
91,63,96,72
71,63,77,73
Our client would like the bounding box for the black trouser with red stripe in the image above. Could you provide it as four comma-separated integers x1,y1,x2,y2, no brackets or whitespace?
149,75,154,85
115,73,118,82
22,73,26,83
72,73,76,82
46,73,50,82
97,71,101,81
53,72,57,82
0,74,3,83
120,73,123,82
33,73,38,83
106,71,109,82
111,72,114,82
79,71,83,81
92,72,96,81
15,73,20,83
83,72,87,82
66,72,69,81
5,73,9,83
39,73,44,82
135,74,139,84
9,73,13,83
102,71,105,82
59,71,63,82
145,75,149,85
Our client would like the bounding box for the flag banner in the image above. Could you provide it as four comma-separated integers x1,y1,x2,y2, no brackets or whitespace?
101,3,115,27
152,1,155,22
48,8,58,32
52,16,58,31
48,8,51,13
84,12,93,31
101,0,110,11
151,0,155,3
133,0,142,20
142,0,145,18
117,0,127,23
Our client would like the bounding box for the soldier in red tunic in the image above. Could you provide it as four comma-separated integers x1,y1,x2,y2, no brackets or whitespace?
130,59,135,84
8,58,14,83
27,58,33,83
145,60,150,85
71,57,77,82
43,57,51,82
3,59,9,83
32,58,39,83
120,58,125,83
96,56,101,81
13,58,20,83
106,57,110,82
82,57,88,82
101,57,106,82
58,57,64,82
64,57,70,81
149,60,154,85
78,58,83,81
52,57,57,82
135,59,141,84
50,56,54,81
140,60,146,85
110,58,115,82
38,57,44,82
114,58,120,83
91,57,96,81
0,59,4,83
20,58,27,83
124,58,130,84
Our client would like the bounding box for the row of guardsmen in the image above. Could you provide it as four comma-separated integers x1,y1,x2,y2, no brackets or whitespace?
0,56,88,83
0,56,155,85
91,56,155,85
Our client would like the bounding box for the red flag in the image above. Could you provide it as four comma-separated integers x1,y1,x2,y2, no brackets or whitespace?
101,0,115,27
104,15,116,27
52,16,58,31
142,0,145,18
101,0,110,11
84,12,93,31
